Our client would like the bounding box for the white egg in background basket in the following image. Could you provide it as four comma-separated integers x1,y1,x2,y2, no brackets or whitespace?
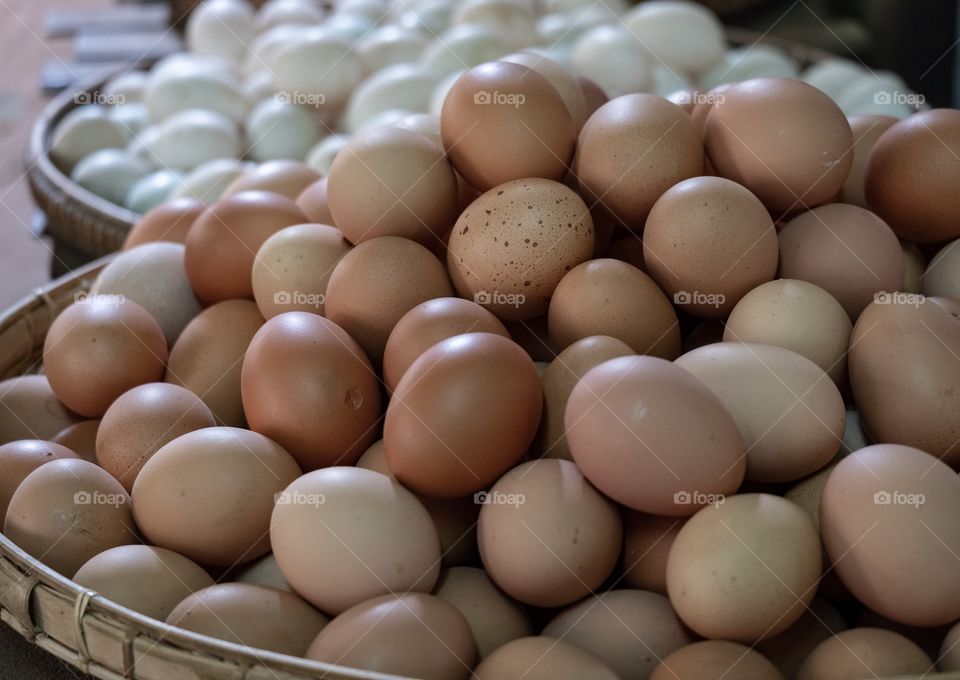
173,158,253,203
395,0,453,35
245,23,313,77
835,71,917,118
622,0,725,77
343,63,440,132
144,69,247,123
393,112,442,146
451,0,536,50
358,25,429,71
429,69,464,116
354,108,416,133
653,64,693,96
242,70,278,107
545,0,626,15
571,24,653,97
70,149,152,205
420,24,508,75
273,31,366,112
124,170,183,214
698,44,797,89
49,106,130,173
255,0,324,33
801,58,865,100
110,103,149,138
305,135,349,175
142,109,241,170
501,52,588,129
186,0,256,63
101,71,148,103
245,98,322,162
324,11,377,42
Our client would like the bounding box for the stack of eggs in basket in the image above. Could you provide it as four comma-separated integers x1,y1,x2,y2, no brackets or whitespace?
4,0,960,678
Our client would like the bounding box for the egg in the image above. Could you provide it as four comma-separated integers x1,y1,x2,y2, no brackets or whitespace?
838,114,898,208
622,1,725,75
49,106,130,173
304,135,348,176
71,149,151,205
343,63,440,132
124,170,182,213
358,25,428,71
224,159,321,200
245,98,322,162
273,33,365,113
755,598,848,679
185,0,255,62
570,25,653,99
621,512,685,595
0,439,78,525
296,177,334,224
902,240,927,294
143,67,246,123
420,25,506,76
474,637,620,680
234,553,290,592
500,52,588,130
941,622,960,671
123,198,205,250
142,109,242,170
699,45,798,89
0,375,82,444
651,641,784,680
796,628,931,680
52,420,99,462
922,238,960,299
172,158,251,204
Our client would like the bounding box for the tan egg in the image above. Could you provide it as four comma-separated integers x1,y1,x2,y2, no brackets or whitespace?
434,567,532,658
705,78,853,215
52,420,99,463
651,641,784,680
932,295,960,321
327,126,459,245
500,52,588,130
167,583,327,656
0,439,78,525
165,299,264,427
43,298,168,418
838,114,897,208
234,553,291,592
534,335,634,459
383,297,510,393
96,382,215,492
384,333,542,499
270,467,441,614
923,238,960,299
779,203,904,320
306,593,476,680
548,259,680,358
848,298,960,463
784,462,837,532
821,444,960,626
666,494,821,642
900,240,926,294
446,178,595,321
643,176,778,318
603,236,646,271
796,629,931,680
854,609,949,662
675,343,844,482
755,597,847,680
690,84,733,133
723,279,852,387
621,512,685,595
478,459,621,607
123,197,205,250
184,190,308,303
223,160,320,200
92,243,202,346
251,223,351,319
0,375,82,444
474,637,620,680
566,356,745,516
295,177,334,224
576,94,704,230
132,427,301,566
241,312,381,470
325,236,453,365
577,76,608,119
73,545,214,620
941,621,960,671
441,62,576,190
4,459,136,576
543,590,694,680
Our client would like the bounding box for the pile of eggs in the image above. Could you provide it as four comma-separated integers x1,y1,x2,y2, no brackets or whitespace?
7,0,960,679
48,0,920,215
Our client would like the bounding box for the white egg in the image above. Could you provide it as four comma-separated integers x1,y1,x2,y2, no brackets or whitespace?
110,103,150,138
336,0,388,22
521,46,573,69
102,71,148,103
358,25,428,71
420,24,507,75
255,0,324,33
834,71,913,116
49,106,130,173
71,149,152,205
324,12,377,42
173,158,253,203
429,68,464,116
545,0,626,14
801,58,864,100
305,135,349,175
653,63,693,96
395,0,452,34
273,31,366,111
245,23,313,76
144,109,241,170
243,70,278,106
451,0,535,49
698,45,797,89
343,63,440,132
186,0,256,62
124,169,183,213
245,98,322,161
622,1,725,76
393,112,442,146
355,108,415,133
571,25,653,97
536,13,585,47
144,69,247,123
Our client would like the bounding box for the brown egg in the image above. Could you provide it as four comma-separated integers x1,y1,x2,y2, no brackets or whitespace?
296,177,334,224
603,236,646,271
434,567,532,658
241,312,381,470
384,333,542,498
651,641,784,680
866,109,960,243
132,427,301,566
566,356,745,515
234,553,291,592
251,223,351,319
441,62,575,190
923,238,960,299
576,93,704,229
306,593,476,680
223,159,321,199
500,53,588,130
0,439,78,525
184,191,308,303
577,76,608,118
474,636,620,680
165,299,264,427
168,583,328,656
848,298,960,463
548,259,680,358
96,382,215,491
723,279,852,387
0,375,82,444
675,343,844,482
383,297,510,393
123,197,205,250
796,628,931,680
270,467,441,614
666,494,821,641
932,295,960,321
73,545,215,620
325,236,454,365
4,458,136,576
778,203,904,320
821,444,960,626
643,176,778,318
327,126,459,245
901,240,926,293
838,114,897,208
705,78,853,215
755,598,847,680
478,459,621,607
446,178,595,321
621,512,685,595
43,298,168,418
543,590,694,680
534,335,634,459
855,609,950,662
52,420,99,462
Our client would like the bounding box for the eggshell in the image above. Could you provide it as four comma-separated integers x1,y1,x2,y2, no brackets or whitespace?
796,628,931,680
343,63,440,132
923,238,960,300
273,33,365,112
700,45,798,90
941,621,960,671
621,512,685,595
133,427,301,566
73,545,214,620
143,109,242,170
71,149,151,205
244,99,322,162
543,590,694,680
566,356,745,515
241,312,381,470
755,598,848,679
0,439,79,525
172,158,251,204
305,593,475,680
0,375,82,444
902,240,926,293
384,333,542,499
358,25,427,71
570,25,652,99
4,459,136,576
838,114,897,208
185,0,254,62
474,636,620,680
165,299,264,427
501,52,588,130
296,177,334,224
420,25,506,76
123,198,204,250
224,159,321,200
234,553,290,592
304,135,348,176
651,641,784,680
270,467,441,613
49,106,130,173
124,170,182,213
52,420,99,463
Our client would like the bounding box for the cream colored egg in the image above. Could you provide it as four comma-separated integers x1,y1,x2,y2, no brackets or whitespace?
71,149,151,205
572,25,653,97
